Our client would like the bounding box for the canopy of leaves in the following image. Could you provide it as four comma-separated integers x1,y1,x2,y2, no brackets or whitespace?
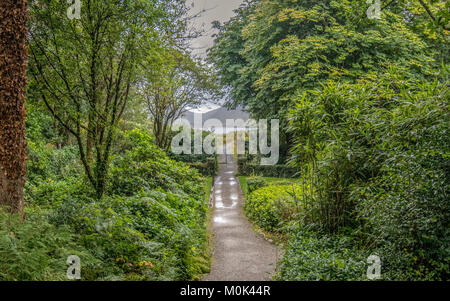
209,0,441,123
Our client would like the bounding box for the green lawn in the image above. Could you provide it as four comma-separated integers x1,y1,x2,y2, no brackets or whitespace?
204,177,213,203
238,176,248,199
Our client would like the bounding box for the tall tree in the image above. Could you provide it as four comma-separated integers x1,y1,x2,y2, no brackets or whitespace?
145,50,217,150
28,0,183,199
209,0,440,161
0,0,28,215
209,0,440,121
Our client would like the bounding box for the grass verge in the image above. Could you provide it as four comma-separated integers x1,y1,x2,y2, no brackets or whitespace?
195,176,214,280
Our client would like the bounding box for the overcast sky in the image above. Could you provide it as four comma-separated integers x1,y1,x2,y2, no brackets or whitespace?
187,0,244,58
183,1,244,112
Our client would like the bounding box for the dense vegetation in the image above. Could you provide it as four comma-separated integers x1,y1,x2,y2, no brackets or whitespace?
237,156,299,178
212,0,449,280
1,124,211,280
0,0,212,281
0,0,448,282
169,130,219,176
245,183,302,232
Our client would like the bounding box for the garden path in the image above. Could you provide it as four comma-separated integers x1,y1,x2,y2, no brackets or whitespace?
202,154,278,281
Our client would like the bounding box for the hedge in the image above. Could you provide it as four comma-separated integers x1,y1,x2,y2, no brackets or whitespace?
237,157,299,178
188,157,218,176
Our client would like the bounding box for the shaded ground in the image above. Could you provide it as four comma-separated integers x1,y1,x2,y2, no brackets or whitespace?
203,154,278,281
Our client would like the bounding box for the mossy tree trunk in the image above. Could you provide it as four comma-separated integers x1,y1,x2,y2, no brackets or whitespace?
0,0,28,216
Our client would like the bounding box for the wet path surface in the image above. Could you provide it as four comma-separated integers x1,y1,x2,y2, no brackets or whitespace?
203,154,278,281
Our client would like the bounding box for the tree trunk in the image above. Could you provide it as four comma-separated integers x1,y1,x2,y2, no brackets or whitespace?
0,0,28,216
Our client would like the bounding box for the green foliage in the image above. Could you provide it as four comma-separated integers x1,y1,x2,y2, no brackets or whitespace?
49,190,207,280
245,184,303,232
25,178,92,208
238,162,299,178
15,127,210,281
26,143,81,185
28,0,188,198
7,0,447,283
209,0,438,123
238,176,248,199
188,157,219,177
25,137,92,207
169,130,219,176
352,79,450,280
238,156,299,178
204,177,213,203
25,101,59,146
0,207,101,281
246,176,267,194
278,228,367,281
288,70,449,279
386,0,450,40
6,0,211,282
25,101,82,186
109,129,203,197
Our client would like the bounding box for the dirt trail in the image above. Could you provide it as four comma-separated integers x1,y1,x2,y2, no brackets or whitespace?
203,154,278,281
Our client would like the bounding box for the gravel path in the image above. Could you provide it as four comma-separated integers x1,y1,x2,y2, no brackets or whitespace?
202,154,278,281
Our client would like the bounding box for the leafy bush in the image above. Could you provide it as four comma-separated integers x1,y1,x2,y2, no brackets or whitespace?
17,127,211,281
48,189,207,280
208,0,448,280
0,207,101,281
353,86,450,280
25,177,93,207
287,70,449,279
245,184,302,232
246,176,267,194
238,157,299,178
26,142,81,186
34,129,210,280
25,138,86,208
188,157,218,176
278,228,367,281
109,129,203,197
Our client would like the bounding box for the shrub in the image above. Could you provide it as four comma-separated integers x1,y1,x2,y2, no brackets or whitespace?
109,129,203,197
20,128,210,281
25,177,93,207
278,228,367,281
238,157,299,178
0,207,101,281
246,176,267,194
26,142,81,185
245,184,303,232
288,70,450,279
188,157,218,176
49,190,207,280
353,100,450,280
